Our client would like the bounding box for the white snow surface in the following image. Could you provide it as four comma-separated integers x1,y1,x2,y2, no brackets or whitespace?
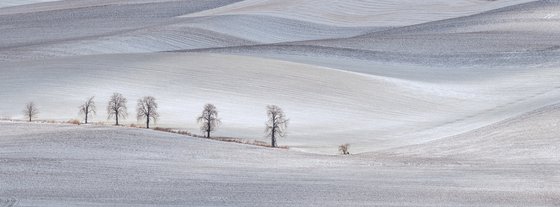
0,0,60,9
1,0,560,205
1,52,559,154
371,103,560,163
194,0,560,67
1,0,560,154
184,0,536,27
0,121,559,206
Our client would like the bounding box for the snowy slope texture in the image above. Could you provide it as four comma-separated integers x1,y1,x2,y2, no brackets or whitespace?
183,0,536,27
0,0,541,62
1,122,559,206
369,103,560,163
1,0,560,154
0,0,60,9
0,0,379,62
1,53,559,154
0,0,249,61
190,0,560,67
292,0,560,65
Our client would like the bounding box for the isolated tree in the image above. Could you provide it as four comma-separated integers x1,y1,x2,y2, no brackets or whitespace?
107,93,128,125
136,96,159,129
339,144,350,155
78,96,96,124
197,104,221,138
23,102,39,122
265,105,288,148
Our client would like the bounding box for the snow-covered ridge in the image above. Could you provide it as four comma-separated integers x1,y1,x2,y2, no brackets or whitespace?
183,0,536,27
0,0,60,9
0,1,376,62
1,1,560,204
186,0,560,67
1,53,559,154
369,102,560,163
1,0,559,155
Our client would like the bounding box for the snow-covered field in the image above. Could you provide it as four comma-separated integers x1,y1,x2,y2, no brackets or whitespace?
1,121,559,206
1,0,559,153
1,0,560,205
0,0,60,9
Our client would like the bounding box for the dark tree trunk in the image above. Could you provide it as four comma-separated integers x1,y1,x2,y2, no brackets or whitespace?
271,123,276,147
115,111,119,125
207,113,211,138
146,116,150,129
206,121,210,138
85,105,88,124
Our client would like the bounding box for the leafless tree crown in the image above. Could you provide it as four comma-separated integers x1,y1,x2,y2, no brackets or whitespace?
339,144,350,155
79,96,96,124
136,96,159,129
23,102,39,122
265,105,288,148
107,93,128,125
197,103,221,138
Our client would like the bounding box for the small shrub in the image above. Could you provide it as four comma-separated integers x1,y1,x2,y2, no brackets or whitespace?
339,144,350,155
67,119,81,125
153,127,192,136
153,127,173,132
253,140,288,149
211,136,243,143
254,140,270,147
176,130,191,136
152,127,287,149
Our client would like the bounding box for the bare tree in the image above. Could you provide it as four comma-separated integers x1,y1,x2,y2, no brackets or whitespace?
23,102,39,122
136,96,159,129
197,104,221,138
78,96,96,124
265,105,288,148
107,93,128,125
339,144,350,155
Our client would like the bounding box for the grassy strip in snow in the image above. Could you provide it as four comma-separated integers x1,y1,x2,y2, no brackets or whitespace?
152,127,289,149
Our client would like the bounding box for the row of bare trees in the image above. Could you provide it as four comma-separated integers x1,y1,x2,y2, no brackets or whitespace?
24,93,159,128
195,103,289,147
99,93,160,128
22,93,289,147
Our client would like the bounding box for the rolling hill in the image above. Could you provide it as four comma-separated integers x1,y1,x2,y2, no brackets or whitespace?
0,0,558,154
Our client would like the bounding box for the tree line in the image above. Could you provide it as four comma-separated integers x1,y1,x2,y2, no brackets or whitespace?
22,93,289,148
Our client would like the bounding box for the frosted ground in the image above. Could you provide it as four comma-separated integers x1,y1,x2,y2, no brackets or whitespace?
0,1,60,9
0,0,560,206
1,0,559,153
1,121,559,206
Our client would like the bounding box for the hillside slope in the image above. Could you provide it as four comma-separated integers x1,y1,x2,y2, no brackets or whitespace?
191,0,560,67
0,0,60,9
1,122,558,206
369,103,560,163
1,0,559,154
183,0,535,27
1,52,559,154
